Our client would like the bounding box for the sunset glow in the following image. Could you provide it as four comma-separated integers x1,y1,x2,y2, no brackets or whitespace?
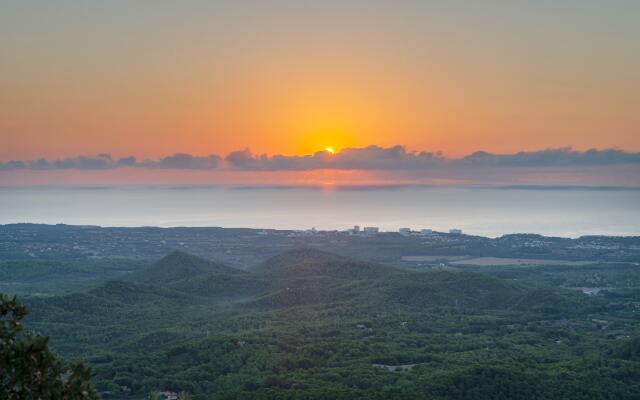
0,1,639,187
1,2,639,164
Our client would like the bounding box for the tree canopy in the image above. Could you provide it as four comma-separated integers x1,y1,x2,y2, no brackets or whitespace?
0,294,97,400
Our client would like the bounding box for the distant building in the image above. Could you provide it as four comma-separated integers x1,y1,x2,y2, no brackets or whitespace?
363,226,379,235
353,225,360,234
420,229,433,235
449,229,463,234
399,228,411,236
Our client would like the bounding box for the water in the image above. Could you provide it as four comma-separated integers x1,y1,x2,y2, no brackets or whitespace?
0,185,638,238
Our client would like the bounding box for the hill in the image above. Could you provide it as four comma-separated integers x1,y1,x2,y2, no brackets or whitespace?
28,248,588,316
258,248,403,279
249,248,581,313
126,251,239,285
19,248,624,400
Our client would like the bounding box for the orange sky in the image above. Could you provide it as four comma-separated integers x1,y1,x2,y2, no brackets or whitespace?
1,2,639,161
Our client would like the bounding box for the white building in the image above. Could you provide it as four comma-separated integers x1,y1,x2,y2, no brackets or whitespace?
363,226,379,235
449,228,463,234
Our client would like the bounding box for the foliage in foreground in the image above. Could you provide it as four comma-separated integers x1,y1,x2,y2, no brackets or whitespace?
0,294,97,400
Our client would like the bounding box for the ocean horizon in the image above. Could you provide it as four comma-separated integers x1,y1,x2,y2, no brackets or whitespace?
2,184,639,238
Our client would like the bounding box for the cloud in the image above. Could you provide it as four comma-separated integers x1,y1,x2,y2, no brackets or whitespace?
51,154,114,169
0,155,116,170
0,160,27,170
117,156,137,167
28,159,53,170
226,145,445,170
462,148,640,167
152,153,221,169
331,146,444,170
226,146,640,171
0,153,221,171
226,148,327,170
1,147,639,172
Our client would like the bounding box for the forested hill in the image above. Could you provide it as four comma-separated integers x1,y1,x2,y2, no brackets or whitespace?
16,249,640,399
126,250,241,284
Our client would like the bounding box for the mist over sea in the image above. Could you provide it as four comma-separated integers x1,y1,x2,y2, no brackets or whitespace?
1,185,639,238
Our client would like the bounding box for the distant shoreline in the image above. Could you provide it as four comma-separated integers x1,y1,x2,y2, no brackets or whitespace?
2,222,639,240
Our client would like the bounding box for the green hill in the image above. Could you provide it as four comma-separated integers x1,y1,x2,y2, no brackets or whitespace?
252,248,576,313
88,279,192,305
128,251,270,298
127,250,239,284
171,272,269,298
258,248,397,280
19,248,623,400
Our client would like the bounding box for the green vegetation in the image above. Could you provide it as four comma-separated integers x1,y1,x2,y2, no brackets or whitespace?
0,294,97,399
0,259,145,296
4,248,638,399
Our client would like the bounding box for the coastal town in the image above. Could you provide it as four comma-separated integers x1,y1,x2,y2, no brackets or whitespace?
1,223,639,269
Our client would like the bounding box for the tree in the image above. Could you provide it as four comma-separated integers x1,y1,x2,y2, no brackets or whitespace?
0,294,97,399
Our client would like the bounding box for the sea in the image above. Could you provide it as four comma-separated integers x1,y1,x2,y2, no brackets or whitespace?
1,185,639,238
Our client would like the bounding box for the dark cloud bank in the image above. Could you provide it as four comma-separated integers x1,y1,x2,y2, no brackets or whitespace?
2,146,639,171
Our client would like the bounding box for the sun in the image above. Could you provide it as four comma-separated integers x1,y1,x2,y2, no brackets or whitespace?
325,147,335,154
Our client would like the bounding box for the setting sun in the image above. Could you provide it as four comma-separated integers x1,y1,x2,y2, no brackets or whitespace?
325,147,335,154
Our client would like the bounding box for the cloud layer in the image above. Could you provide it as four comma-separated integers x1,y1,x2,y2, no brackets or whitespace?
225,146,445,170
2,146,639,171
0,153,221,171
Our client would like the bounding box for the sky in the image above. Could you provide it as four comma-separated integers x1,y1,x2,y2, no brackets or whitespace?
1,1,639,186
